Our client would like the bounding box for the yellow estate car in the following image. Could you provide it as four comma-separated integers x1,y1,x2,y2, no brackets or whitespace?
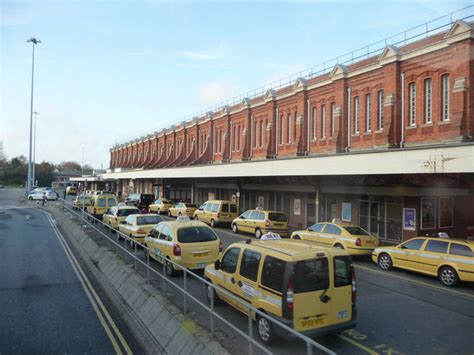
118,213,164,246
193,200,238,227
102,205,140,229
72,195,91,210
205,238,356,345
372,237,474,287
144,219,222,277
291,220,379,255
149,198,174,214
231,209,288,238
168,202,198,218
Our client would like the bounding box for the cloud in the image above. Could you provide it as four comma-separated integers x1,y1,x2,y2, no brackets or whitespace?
177,41,226,60
196,81,237,106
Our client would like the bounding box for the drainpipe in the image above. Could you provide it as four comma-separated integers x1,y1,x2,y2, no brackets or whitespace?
250,114,254,158
275,108,279,156
229,122,233,161
347,87,351,152
400,72,405,147
306,99,310,155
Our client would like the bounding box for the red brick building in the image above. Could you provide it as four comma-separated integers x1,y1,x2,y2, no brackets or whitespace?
80,19,474,242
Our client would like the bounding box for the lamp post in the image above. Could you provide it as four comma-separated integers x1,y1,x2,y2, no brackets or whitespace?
26,37,41,194
32,111,39,187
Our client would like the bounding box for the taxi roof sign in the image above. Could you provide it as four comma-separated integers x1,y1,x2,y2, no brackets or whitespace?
177,215,191,222
261,232,281,240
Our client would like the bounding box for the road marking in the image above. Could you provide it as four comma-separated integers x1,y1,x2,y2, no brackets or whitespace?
338,334,379,355
43,211,132,354
355,264,474,300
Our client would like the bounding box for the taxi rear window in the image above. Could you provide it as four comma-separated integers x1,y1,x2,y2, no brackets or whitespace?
178,227,218,243
118,209,138,217
293,258,329,293
334,256,353,287
269,213,287,222
343,226,369,236
137,215,163,225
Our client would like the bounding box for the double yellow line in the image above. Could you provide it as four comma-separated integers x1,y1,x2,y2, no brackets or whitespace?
44,211,132,354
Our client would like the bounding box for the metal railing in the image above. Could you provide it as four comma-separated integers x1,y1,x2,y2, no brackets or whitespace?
112,5,474,149
57,198,336,355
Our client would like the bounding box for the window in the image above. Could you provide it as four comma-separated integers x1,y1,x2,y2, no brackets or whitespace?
409,82,416,126
401,238,424,250
323,224,342,235
280,115,284,144
268,213,287,222
354,96,360,133
221,247,240,274
107,198,117,207
293,258,329,293
441,75,450,121
210,203,219,213
309,223,325,232
287,113,292,143
260,120,264,148
343,226,369,236
312,107,317,139
178,227,218,243
366,94,372,132
220,203,228,213
240,210,252,219
424,79,432,124
240,249,261,281
237,126,241,151
321,105,326,138
378,90,384,130
253,119,258,148
334,256,353,288
424,240,448,254
159,225,173,241
256,212,265,220
230,204,237,213
248,211,258,220
330,103,336,137
137,215,163,225
261,256,286,292
98,198,106,207
450,244,474,257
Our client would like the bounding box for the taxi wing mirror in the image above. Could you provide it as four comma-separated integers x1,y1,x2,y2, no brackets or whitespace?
214,260,221,270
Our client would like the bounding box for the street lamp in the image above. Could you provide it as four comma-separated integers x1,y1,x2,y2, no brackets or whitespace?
32,111,39,187
26,37,41,194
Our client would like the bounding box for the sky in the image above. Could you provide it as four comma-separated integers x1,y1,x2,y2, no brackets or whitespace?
1,0,472,169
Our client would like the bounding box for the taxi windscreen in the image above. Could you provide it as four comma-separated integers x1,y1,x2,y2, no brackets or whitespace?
178,227,218,243
137,216,163,225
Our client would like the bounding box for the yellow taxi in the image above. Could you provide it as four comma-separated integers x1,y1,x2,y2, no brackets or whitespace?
231,209,288,238
193,200,238,227
118,213,164,246
205,237,356,345
86,193,118,219
291,219,379,255
149,198,174,214
168,202,198,218
102,205,140,229
143,217,222,277
372,236,474,287
72,195,91,210
66,186,77,195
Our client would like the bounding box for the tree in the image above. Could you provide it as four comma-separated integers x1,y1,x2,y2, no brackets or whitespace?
58,161,81,172
35,161,55,186
0,141,5,161
82,164,93,175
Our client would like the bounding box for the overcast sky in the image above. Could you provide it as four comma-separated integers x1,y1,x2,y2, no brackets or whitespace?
1,0,471,169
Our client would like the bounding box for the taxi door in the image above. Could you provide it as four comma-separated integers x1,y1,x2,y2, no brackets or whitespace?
318,224,337,245
397,238,427,270
215,247,242,310
233,248,262,314
156,225,174,262
146,224,163,262
247,211,259,234
417,239,450,276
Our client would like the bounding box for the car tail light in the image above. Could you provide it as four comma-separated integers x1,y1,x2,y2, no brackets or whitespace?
217,213,220,218
351,266,357,304
355,238,362,246
219,241,222,253
137,229,146,234
265,219,270,227
173,244,181,256
114,217,118,222
94,208,97,214
286,278,294,312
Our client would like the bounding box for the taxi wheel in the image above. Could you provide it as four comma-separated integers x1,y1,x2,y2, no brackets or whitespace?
439,266,459,287
293,235,301,240
255,228,262,239
205,282,221,306
210,219,216,228
28,196,33,201
165,259,176,277
194,215,199,221
378,253,393,271
232,223,239,234
257,314,276,345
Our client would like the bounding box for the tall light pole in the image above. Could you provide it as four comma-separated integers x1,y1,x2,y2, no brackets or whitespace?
82,147,84,175
26,37,41,193
32,111,39,187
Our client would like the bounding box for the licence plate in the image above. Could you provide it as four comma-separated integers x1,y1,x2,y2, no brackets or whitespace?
194,252,209,257
300,317,324,329
197,263,207,268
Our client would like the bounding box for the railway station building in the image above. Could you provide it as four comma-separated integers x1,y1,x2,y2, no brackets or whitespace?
75,19,474,242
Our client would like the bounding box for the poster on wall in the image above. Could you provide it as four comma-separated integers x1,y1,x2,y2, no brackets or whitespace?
421,197,436,230
438,197,453,228
403,208,416,231
342,203,352,222
294,199,301,216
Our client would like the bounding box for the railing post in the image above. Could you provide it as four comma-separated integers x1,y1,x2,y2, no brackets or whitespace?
307,341,313,355
162,257,166,294
134,241,137,271
146,250,150,283
248,311,253,355
210,285,214,336
183,270,187,314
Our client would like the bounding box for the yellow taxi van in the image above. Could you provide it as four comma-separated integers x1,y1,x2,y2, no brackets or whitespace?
144,217,222,277
372,236,474,287
86,193,118,219
205,238,356,345
66,186,77,195
291,219,379,255
193,200,238,227
231,209,288,238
